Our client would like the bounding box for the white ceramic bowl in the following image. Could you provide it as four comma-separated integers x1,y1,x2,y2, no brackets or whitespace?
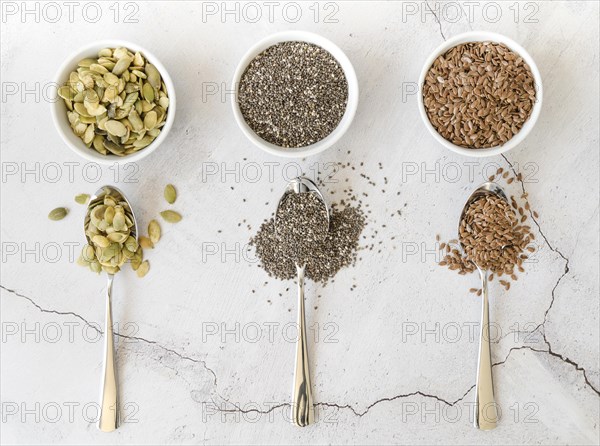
418,31,542,158
231,31,359,158
52,40,176,165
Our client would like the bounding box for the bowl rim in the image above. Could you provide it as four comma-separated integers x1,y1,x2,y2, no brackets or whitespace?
231,30,359,159
417,31,543,158
51,39,176,165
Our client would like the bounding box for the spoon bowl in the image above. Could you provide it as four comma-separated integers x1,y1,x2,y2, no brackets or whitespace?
84,185,138,432
276,177,330,229
85,185,139,244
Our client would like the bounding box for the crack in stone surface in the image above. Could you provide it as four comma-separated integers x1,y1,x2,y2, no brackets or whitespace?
0,284,219,390
318,386,475,418
499,155,598,395
501,154,570,329
494,344,599,396
214,401,289,416
425,0,446,41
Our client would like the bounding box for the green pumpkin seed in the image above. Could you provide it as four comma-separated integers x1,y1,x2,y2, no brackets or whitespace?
74,102,91,117
48,207,68,221
112,56,132,76
92,235,111,248
130,248,143,271
107,232,128,243
93,135,107,154
143,110,157,130
103,265,120,274
132,135,154,149
90,261,102,273
133,52,144,67
83,124,95,144
58,86,75,101
113,212,126,231
104,72,120,86
160,210,182,223
78,58,96,67
113,47,130,59
142,82,154,103
148,220,161,244
164,184,177,204
125,236,138,252
104,206,115,224
83,244,96,261
100,242,120,262
128,110,144,131
75,193,90,205
140,100,154,113
103,140,125,155
145,63,161,89
90,63,109,74
139,236,154,249
136,260,150,278
122,248,135,259
158,96,169,109
105,120,127,137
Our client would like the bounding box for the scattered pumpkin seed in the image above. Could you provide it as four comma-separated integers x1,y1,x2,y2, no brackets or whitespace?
48,207,68,221
160,210,182,223
164,184,177,204
139,235,154,249
148,220,161,244
136,260,150,278
75,194,90,205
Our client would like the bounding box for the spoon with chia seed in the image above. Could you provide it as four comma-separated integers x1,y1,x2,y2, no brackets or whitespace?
84,185,138,432
275,177,330,427
459,182,508,431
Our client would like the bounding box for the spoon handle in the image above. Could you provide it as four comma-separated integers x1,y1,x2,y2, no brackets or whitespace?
291,265,314,427
474,272,497,430
98,274,118,432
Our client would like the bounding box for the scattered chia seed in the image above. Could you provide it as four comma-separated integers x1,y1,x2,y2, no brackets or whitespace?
238,41,348,148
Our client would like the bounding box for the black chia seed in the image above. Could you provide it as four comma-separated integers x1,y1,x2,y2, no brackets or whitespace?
238,41,348,148
250,194,366,284
274,192,329,266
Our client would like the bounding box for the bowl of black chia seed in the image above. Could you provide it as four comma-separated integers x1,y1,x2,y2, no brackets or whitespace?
232,31,359,158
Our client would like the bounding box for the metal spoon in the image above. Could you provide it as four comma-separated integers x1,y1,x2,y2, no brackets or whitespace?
459,182,507,431
84,185,138,432
275,177,330,427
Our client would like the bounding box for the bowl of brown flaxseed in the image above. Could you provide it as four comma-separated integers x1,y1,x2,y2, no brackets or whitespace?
418,31,542,157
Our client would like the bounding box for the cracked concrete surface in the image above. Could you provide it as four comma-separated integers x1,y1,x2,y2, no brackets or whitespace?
1,1,598,444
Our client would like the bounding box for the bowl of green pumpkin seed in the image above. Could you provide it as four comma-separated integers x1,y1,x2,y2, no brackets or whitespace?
52,40,176,164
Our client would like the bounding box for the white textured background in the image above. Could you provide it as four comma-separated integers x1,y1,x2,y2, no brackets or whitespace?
1,1,599,444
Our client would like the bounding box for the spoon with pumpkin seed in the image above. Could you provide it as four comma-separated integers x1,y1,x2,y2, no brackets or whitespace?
82,185,138,432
